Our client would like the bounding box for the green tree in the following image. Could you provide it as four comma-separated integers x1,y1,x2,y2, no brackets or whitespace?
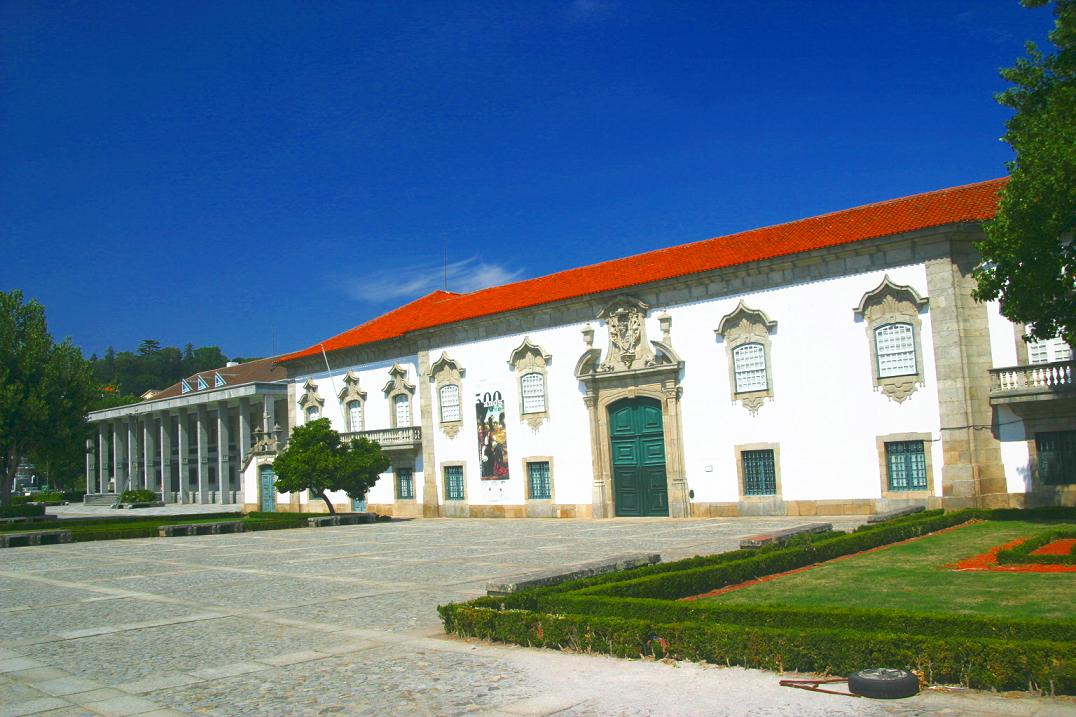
0,291,96,506
271,418,389,514
973,0,1076,346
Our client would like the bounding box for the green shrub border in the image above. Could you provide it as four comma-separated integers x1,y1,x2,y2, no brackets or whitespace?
0,504,47,518
996,527,1076,566
439,507,1076,693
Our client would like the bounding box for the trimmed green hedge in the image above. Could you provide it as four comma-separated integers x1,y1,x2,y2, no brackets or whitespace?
0,504,46,518
119,489,159,503
996,528,1076,566
438,604,1075,693
440,507,1076,694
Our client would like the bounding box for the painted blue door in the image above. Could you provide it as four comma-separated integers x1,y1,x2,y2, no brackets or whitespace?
609,397,668,517
259,466,276,512
352,494,367,512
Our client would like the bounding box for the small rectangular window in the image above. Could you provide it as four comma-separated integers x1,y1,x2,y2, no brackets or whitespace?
527,461,551,499
443,465,465,500
885,441,928,491
741,449,776,496
440,385,461,423
395,468,414,499
1036,431,1075,485
876,324,917,378
394,394,411,427
733,344,767,393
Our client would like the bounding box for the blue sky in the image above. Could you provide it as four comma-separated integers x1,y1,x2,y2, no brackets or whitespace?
0,1,1055,359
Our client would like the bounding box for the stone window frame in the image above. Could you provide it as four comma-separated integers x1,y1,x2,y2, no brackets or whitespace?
394,465,416,501
382,364,416,429
714,301,777,416
441,461,467,501
734,442,783,502
297,379,325,425
428,353,466,438
337,370,367,433
875,432,935,500
854,276,929,403
524,456,555,502
507,337,552,431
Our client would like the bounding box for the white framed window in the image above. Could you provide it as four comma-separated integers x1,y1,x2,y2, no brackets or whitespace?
439,384,461,423
520,372,546,414
394,394,411,427
347,401,363,432
732,343,767,393
875,323,916,378
1029,337,1073,364
306,405,320,422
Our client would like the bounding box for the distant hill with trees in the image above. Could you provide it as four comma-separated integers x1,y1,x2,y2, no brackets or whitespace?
89,340,258,404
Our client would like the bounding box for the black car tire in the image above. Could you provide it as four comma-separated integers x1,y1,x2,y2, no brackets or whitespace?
847,668,920,699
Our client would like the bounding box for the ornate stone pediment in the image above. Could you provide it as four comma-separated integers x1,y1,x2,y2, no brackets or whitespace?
382,364,415,397
596,296,656,372
337,370,367,403
507,338,550,372
297,379,324,410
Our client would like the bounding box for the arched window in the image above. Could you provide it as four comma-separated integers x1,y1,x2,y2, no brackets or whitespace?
520,372,546,414
394,394,411,427
347,401,363,432
439,384,461,423
732,343,767,393
306,405,320,422
875,323,916,378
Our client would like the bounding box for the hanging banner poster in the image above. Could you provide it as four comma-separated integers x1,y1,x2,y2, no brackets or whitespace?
476,390,509,480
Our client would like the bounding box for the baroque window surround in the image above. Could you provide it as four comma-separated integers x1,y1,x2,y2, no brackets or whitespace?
507,337,552,431
714,301,777,416
428,353,465,438
337,370,367,433
382,364,416,429
854,276,929,403
297,379,325,424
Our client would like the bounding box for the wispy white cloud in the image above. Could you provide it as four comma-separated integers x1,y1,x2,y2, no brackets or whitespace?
342,256,524,303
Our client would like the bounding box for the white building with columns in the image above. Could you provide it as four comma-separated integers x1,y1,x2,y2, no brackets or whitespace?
85,358,289,505
89,179,1076,516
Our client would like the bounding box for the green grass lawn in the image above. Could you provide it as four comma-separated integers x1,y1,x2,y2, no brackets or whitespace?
701,520,1076,620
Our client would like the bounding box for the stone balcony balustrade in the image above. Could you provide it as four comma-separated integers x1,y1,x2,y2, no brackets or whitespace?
341,426,422,451
989,360,1074,406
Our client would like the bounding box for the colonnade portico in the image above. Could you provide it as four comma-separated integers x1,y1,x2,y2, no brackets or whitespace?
86,381,288,505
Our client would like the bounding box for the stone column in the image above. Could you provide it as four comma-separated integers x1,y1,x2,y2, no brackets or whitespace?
417,350,439,517
238,397,251,466
113,422,127,494
925,240,1007,508
143,416,157,495
160,415,173,503
85,437,95,495
98,424,108,494
127,420,139,494
217,404,232,504
197,406,210,503
177,410,189,503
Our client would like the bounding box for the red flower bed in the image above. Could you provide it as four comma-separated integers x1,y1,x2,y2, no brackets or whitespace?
949,538,1076,573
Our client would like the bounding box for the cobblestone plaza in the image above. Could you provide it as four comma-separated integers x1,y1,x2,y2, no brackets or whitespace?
1,518,1072,716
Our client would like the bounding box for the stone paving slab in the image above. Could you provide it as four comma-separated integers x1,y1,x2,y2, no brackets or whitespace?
0,516,1073,716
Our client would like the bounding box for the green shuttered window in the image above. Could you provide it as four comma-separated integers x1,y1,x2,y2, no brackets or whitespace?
527,461,551,500
742,449,776,496
885,441,928,491
395,468,414,499
444,465,465,500
1037,431,1075,485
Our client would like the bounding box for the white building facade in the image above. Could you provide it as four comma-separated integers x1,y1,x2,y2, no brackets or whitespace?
113,179,1076,518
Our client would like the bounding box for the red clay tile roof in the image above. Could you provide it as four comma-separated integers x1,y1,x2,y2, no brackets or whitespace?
280,177,1007,364
150,356,287,400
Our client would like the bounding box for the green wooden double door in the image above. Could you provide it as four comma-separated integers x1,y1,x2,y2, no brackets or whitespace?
609,397,669,517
